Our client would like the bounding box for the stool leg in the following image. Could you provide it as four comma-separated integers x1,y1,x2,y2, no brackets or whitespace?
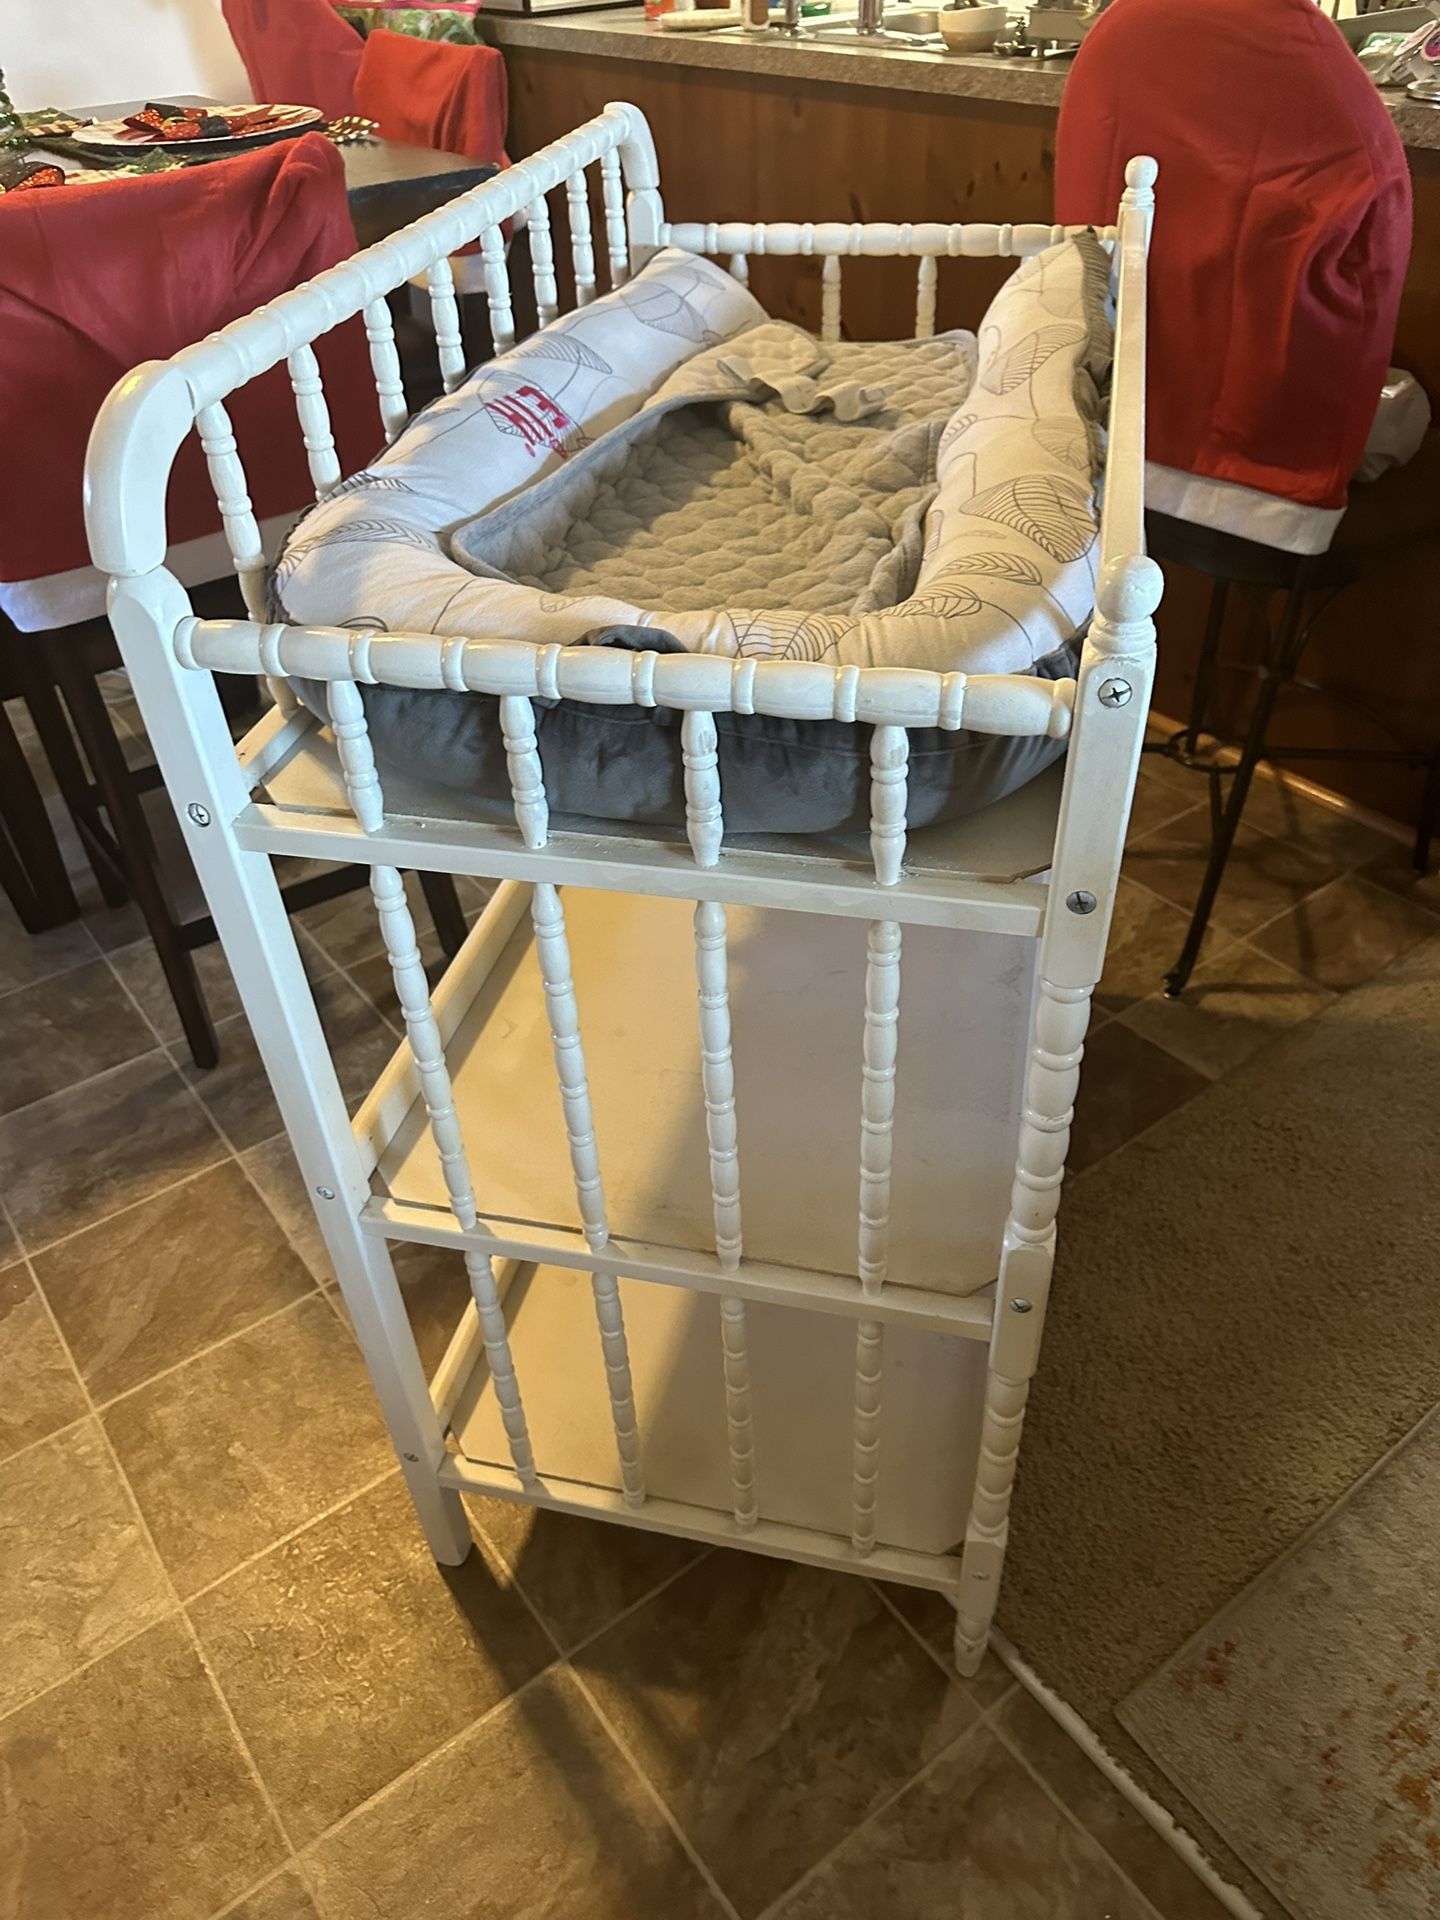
1181,576,1229,763
1414,750,1440,877
418,870,468,961
14,662,131,909
0,699,81,931
1165,579,1307,998
57,656,220,1069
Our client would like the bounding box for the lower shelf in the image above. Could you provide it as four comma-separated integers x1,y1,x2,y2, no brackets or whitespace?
448,1261,988,1561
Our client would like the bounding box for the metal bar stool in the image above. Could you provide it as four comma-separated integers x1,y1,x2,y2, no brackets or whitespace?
1144,434,1440,996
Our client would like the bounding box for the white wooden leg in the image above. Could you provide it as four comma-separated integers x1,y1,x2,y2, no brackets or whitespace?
107,569,472,1567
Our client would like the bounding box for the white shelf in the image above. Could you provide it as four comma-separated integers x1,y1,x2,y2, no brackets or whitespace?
448,1261,987,1560
369,884,1035,1299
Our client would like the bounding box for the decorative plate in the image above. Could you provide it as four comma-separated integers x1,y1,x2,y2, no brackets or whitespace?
72,103,324,150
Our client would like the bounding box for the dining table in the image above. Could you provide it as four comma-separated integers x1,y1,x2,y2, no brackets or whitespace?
12,96,498,247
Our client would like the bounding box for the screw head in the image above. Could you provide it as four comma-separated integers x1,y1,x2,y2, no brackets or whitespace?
1010,1298,1033,1314
1098,678,1133,709
186,803,212,828
1065,890,1097,916
402,1452,419,1464
314,1185,336,1201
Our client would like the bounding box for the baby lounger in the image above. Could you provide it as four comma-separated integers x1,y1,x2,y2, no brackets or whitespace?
270,213,1113,833
86,103,1161,1677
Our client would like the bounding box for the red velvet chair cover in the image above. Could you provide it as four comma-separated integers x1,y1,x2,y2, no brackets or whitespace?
221,0,364,122
354,29,508,168
1056,0,1411,544
0,134,375,590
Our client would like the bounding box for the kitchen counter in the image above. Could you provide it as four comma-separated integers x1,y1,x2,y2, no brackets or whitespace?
486,5,1440,151
490,4,1440,832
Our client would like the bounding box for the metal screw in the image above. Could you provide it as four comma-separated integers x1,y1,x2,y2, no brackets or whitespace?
1065,890,1097,916
402,1452,419,1463
1010,1298,1033,1314
1098,678,1133,709
315,1185,336,1201
186,802,211,828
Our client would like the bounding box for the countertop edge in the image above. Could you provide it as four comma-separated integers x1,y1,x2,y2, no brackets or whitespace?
483,8,1440,151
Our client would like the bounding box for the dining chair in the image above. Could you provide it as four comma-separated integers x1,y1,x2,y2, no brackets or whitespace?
0,132,467,1066
1056,0,1437,994
221,0,365,120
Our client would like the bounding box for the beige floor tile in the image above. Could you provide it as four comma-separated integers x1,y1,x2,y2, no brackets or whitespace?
572,1550,975,1917
1236,778,1396,877
243,1134,336,1286
0,958,155,1117
0,891,98,996
0,1419,172,1715
1358,839,1440,916
298,872,439,972
774,1724,1153,1920
1068,1023,1208,1174
103,1295,394,1596
0,1049,227,1252
305,1665,725,1920
107,935,246,1042
1120,942,1335,1080
1125,776,1205,845
1124,813,1332,940
35,1162,314,1404
472,1497,705,1653
226,1870,321,1920
992,1690,1234,1920
871,1581,1014,1709
182,973,398,1150
0,1266,87,1463
1095,879,1209,1017
1249,871,1440,993
0,1617,285,1920
192,1475,553,1845
0,1211,18,1272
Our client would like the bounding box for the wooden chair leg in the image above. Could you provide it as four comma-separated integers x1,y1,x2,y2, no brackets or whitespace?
0,697,81,931
418,869,469,960
9,649,131,909
55,655,220,1069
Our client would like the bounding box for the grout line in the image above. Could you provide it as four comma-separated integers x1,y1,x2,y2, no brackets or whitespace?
204,1861,307,1920
3,1223,303,1865
90,1290,325,1420
985,1711,1174,1920
286,1662,563,1858
466,1502,714,1664
750,1715,992,1920
183,1465,403,1608
0,1408,95,1475
15,1152,231,1266
562,1660,746,1920
461,1513,741,1920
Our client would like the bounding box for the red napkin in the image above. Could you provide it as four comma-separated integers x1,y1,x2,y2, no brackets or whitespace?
1056,0,1411,514
222,0,364,122
0,134,376,586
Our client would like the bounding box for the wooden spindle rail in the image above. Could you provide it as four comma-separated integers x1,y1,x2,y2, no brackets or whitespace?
480,226,517,355
599,148,629,287
425,256,467,394
527,192,561,329
566,170,598,307
362,298,408,443
327,675,537,1485
286,345,342,500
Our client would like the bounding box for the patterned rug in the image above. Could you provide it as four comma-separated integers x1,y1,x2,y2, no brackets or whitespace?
1120,1408,1440,1919
996,931,1440,1917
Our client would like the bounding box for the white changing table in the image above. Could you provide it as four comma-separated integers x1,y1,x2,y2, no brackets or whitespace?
83,100,1160,1675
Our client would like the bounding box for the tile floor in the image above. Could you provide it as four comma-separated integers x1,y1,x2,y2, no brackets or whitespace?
3,689,1437,1920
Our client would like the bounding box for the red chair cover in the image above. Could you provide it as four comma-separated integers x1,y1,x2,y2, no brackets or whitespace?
354,29,508,167
0,134,375,586
221,0,364,122
1056,0,1411,516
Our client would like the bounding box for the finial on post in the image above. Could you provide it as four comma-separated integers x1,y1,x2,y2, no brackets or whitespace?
1122,155,1159,207
1096,553,1164,630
